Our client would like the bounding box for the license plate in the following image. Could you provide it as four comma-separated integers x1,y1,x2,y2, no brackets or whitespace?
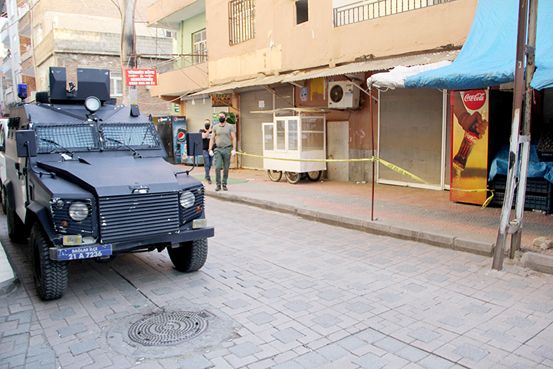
192,218,207,229
52,244,112,261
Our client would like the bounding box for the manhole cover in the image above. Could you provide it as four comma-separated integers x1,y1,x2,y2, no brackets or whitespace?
128,311,209,346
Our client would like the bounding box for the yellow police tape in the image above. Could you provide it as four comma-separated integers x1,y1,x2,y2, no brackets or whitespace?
237,151,494,208
237,151,427,184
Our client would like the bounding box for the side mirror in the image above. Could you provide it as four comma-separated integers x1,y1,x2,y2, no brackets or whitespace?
15,130,37,158
186,133,202,156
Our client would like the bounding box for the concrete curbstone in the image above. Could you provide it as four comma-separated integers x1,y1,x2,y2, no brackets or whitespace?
453,238,494,256
0,240,17,296
521,252,553,274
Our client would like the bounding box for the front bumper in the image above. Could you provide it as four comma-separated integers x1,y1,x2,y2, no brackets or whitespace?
49,226,214,261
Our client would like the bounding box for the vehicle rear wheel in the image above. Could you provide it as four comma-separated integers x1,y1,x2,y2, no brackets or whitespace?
307,171,322,182
267,170,283,182
0,184,6,214
30,223,68,301
168,238,208,272
6,195,28,243
285,171,301,184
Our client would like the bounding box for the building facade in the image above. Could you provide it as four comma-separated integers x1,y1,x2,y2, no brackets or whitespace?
149,0,478,184
1,0,175,116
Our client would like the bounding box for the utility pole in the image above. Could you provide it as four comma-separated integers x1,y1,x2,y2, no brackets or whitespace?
492,0,538,270
510,0,538,257
121,0,137,106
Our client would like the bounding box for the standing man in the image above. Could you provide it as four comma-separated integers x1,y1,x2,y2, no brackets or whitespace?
209,113,236,191
200,119,213,184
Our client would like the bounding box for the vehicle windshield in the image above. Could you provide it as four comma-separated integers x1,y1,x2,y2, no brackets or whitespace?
34,122,161,154
101,123,160,150
35,123,98,154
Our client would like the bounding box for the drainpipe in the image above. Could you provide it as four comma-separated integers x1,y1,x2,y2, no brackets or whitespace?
121,0,137,106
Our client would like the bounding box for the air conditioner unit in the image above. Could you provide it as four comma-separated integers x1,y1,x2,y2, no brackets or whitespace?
328,81,360,109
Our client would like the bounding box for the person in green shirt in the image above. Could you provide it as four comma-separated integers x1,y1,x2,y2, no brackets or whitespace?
209,113,237,191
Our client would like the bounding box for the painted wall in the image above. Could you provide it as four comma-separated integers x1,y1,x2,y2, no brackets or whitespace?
205,0,477,84
178,13,206,55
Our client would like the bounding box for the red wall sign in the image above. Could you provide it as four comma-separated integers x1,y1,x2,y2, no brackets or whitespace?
125,68,158,86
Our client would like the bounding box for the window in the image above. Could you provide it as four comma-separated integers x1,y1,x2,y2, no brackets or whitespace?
295,0,308,24
110,74,123,97
192,29,207,64
229,0,255,45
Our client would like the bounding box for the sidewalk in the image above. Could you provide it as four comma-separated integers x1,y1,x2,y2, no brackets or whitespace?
202,168,553,271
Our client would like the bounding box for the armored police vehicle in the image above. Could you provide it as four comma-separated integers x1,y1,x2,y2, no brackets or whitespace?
4,67,214,300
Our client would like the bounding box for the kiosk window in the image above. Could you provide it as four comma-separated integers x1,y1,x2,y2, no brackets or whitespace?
263,125,274,151
288,120,298,150
276,120,285,150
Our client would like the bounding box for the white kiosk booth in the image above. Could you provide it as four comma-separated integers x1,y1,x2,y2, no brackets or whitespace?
262,110,326,184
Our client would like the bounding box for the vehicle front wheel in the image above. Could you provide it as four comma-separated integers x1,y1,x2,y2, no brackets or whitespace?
30,224,68,301
168,238,208,272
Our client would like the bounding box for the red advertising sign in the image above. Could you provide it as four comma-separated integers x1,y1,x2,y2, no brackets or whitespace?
125,68,158,86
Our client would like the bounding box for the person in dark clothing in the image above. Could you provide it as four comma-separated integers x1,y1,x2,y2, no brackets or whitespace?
200,119,213,184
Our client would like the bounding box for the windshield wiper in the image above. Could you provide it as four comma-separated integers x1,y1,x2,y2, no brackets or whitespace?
40,138,75,157
104,137,143,158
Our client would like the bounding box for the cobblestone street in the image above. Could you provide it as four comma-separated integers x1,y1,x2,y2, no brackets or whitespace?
2,198,553,369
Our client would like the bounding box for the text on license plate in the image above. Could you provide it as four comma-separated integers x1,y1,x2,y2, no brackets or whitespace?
54,245,112,261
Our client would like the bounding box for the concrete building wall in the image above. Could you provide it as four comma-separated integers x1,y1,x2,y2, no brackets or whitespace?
205,0,477,84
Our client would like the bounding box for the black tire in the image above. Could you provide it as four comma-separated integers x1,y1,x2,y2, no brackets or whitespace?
6,194,28,243
168,238,208,272
307,171,322,182
30,224,68,301
267,170,283,182
285,171,301,184
0,184,6,214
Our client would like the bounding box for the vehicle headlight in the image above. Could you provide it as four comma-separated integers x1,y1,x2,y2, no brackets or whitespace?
179,191,195,208
69,202,89,221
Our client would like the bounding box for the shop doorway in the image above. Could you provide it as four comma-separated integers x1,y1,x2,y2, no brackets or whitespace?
378,88,447,189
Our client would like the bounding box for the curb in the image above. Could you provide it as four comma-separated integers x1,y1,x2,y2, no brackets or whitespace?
521,252,553,274
0,240,17,296
207,191,495,257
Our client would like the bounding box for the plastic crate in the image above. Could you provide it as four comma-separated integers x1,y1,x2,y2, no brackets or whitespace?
490,175,553,195
538,131,553,162
490,191,552,214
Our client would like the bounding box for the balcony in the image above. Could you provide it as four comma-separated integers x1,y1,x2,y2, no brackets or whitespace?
148,0,205,29
333,0,457,27
150,54,208,98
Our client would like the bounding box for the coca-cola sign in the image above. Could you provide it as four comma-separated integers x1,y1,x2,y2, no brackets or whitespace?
463,90,486,111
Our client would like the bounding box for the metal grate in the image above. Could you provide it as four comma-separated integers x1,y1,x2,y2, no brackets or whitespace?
333,0,456,27
229,0,255,45
101,123,160,149
35,123,98,153
128,311,209,346
99,192,179,243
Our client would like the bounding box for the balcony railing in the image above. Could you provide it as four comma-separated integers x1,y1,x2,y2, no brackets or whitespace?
153,54,208,74
333,0,456,27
